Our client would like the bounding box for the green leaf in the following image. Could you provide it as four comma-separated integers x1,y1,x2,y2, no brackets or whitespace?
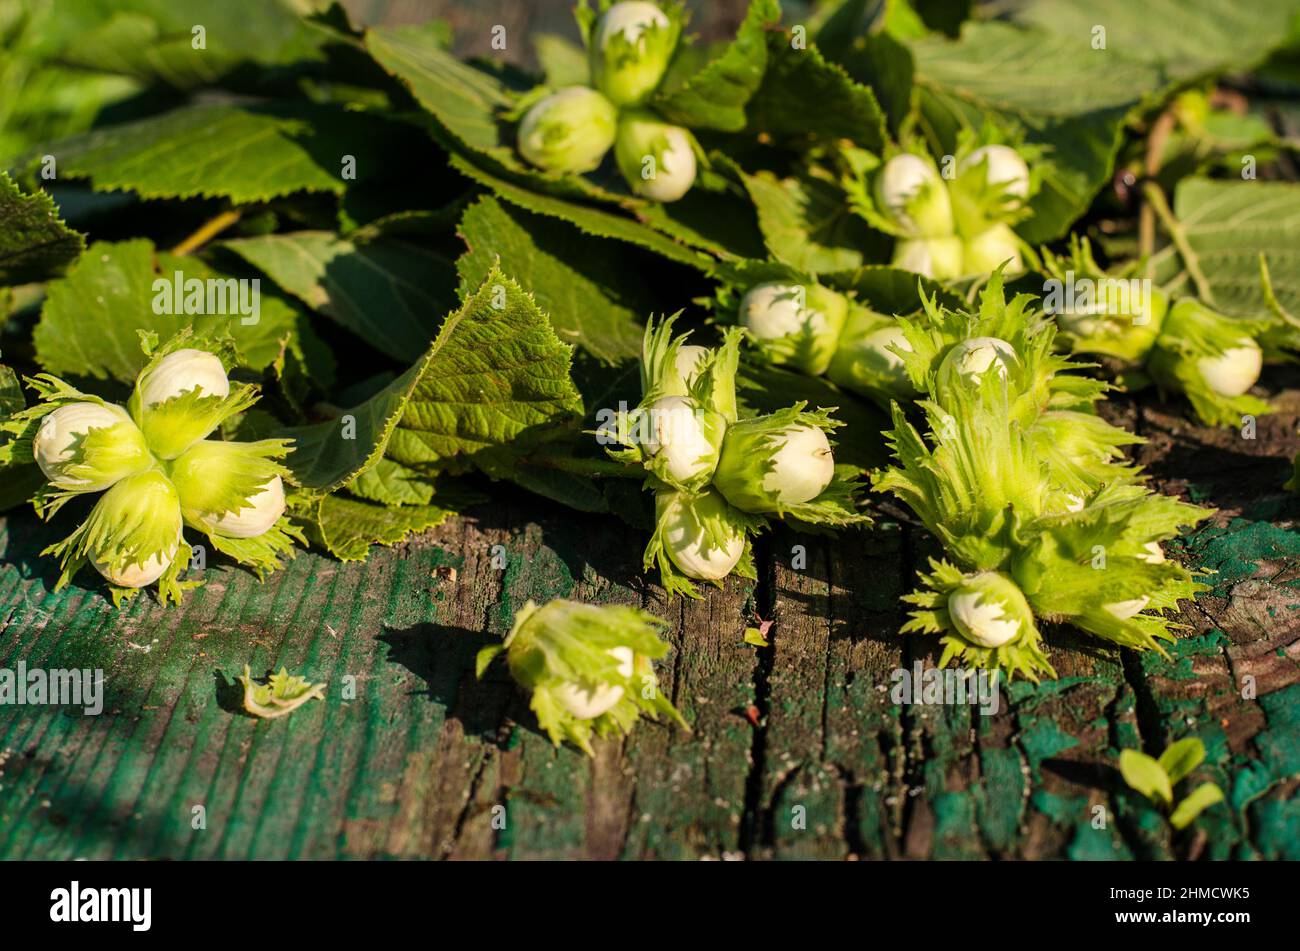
221,231,457,363
0,361,37,511
300,493,457,562
813,0,916,135
35,103,414,203
845,35,916,138
0,465,44,512
634,185,770,262
910,0,973,37
50,0,328,90
1118,748,1174,807
365,24,513,157
1169,782,1225,830
0,363,23,417
913,1,1300,245
456,195,651,365
730,162,885,274
533,33,589,87
439,123,761,263
346,458,437,506
506,465,610,514
285,266,584,490
652,0,782,132
447,152,714,270
1151,179,1300,317
0,47,144,166
1158,736,1206,786
34,238,327,385
1009,0,1300,79
388,273,585,477
0,172,84,285
475,643,505,678
283,362,421,494
744,31,888,152
365,24,620,204
912,21,1164,243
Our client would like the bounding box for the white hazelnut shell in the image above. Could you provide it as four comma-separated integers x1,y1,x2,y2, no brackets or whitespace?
644,396,716,483
94,545,177,589
140,349,230,407
961,144,1030,200
553,646,635,719
1197,343,1262,398
33,403,136,490
633,124,695,202
765,425,834,505
948,589,1021,647
207,475,286,538
595,1,670,47
661,496,744,581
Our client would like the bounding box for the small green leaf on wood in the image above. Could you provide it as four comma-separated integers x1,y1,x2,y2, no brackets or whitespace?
1118,748,1173,807
743,621,772,647
475,643,505,678
1169,782,1225,830
1158,736,1206,786
239,665,327,719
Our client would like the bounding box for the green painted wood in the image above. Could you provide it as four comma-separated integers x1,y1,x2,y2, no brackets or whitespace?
2,385,1300,859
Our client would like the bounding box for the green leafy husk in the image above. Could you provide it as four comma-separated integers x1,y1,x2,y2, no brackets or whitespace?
476,597,688,755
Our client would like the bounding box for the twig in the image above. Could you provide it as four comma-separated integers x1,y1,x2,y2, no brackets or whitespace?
171,209,242,256
1139,109,1177,275
1142,179,1216,307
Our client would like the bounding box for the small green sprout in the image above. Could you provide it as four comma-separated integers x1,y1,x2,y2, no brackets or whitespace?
1118,737,1225,830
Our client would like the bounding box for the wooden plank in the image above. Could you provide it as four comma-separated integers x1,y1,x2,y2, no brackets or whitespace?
754,522,909,859
3,384,1300,860
1120,395,1300,860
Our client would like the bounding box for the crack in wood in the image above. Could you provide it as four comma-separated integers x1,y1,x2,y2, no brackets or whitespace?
738,534,777,856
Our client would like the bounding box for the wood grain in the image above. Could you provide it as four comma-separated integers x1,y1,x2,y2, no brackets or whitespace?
3,436,1298,859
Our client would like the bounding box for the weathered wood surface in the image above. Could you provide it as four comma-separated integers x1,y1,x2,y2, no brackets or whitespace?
2,383,1299,860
